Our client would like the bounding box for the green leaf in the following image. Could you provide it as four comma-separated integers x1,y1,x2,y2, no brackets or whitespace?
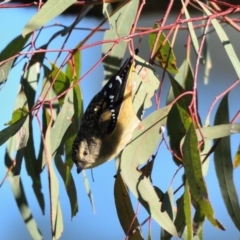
14,91,30,151
132,56,160,117
0,115,28,147
183,123,224,230
149,23,178,74
45,125,63,239
65,48,81,83
39,102,53,169
82,170,95,213
175,194,186,238
24,126,45,214
180,0,199,56
114,172,143,240
193,205,205,238
202,40,212,85
65,47,83,167
167,73,193,164
40,83,74,238
196,123,240,141
201,117,211,177
121,105,178,237
160,187,176,239
199,2,240,79
0,34,30,83
4,108,28,126
201,139,211,177
5,128,42,240
44,88,75,231
2,90,30,186
55,154,78,217
50,87,74,156
22,0,78,37
167,104,185,165
64,83,83,168
167,59,193,104
214,95,240,230
40,75,59,114
102,0,139,81
162,187,175,221
102,2,113,22
0,59,14,85
168,74,192,130
180,123,240,148
0,34,30,62
175,59,194,92
184,181,193,240
4,160,42,239
21,58,45,213
50,63,71,106
22,61,40,109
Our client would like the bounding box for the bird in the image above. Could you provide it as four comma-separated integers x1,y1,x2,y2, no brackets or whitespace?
71,49,140,173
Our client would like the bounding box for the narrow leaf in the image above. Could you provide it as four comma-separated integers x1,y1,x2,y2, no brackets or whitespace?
65,48,83,167
24,127,45,214
175,59,194,93
149,23,178,74
168,74,192,130
0,34,30,62
184,181,193,240
45,125,63,239
114,172,143,240
102,0,139,81
0,59,14,84
55,154,78,217
102,2,113,22
214,95,240,230
50,89,74,156
167,104,185,165
193,123,240,142
175,194,186,238
0,115,28,147
65,47,81,82
0,34,30,83
50,63,71,106
199,2,240,78
183,123,224,230
5,169,42,239
4,108,28,126
21,60,45,213
193,205,205,237
64,83,83,168
167,73,192,164
5,135,42,239
133,56,160,116
22,61,40,109
22,0,78,37
180,0,199,56
40,76,59,120
121,105,178,236
82,170,95,213
160,187,175,239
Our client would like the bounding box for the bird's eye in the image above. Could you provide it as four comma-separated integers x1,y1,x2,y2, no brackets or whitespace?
83,150,88,156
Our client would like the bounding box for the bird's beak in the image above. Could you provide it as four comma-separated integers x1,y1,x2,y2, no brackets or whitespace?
77,166,82,174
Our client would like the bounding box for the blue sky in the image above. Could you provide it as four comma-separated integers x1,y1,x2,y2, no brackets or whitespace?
0,7,240,240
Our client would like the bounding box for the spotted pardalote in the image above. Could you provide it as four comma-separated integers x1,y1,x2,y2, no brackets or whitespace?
71,49,140,173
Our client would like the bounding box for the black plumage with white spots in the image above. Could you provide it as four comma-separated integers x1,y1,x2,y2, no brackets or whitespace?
71,50,138,172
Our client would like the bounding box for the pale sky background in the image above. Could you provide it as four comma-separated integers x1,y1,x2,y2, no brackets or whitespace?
0,7,240,240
